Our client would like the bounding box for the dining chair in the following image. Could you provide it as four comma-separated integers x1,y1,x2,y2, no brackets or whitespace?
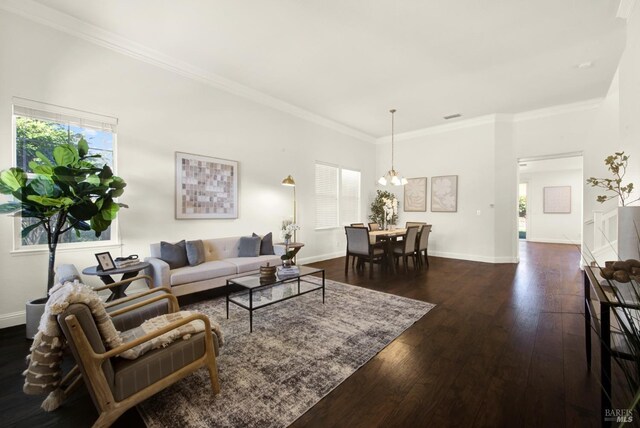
345,226,384,279
368,222,380,231
405,221,426,232
392,226,420,272
416,224,432,268
350,223,366,228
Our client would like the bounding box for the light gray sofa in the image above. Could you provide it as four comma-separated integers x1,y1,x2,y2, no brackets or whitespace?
145,237,284,296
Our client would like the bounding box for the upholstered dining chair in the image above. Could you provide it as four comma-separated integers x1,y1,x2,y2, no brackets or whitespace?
416,224,432,268
392,226,420,272
54,274,221,427
405,221,426,231
368,222,380,231
350,223,366,228
345,226,385,279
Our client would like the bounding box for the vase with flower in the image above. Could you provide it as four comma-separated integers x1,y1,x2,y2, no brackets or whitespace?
280,220,300,267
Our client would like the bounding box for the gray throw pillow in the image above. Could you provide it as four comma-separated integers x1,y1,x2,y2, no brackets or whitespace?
186,240,205,266
252,232,275,255
160,240,188,269
238,236,260,257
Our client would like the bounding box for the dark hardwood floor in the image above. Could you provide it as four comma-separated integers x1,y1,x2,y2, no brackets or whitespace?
0,242,616,427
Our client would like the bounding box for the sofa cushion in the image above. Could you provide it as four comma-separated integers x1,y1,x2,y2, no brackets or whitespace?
224,255,282,274
238,236,260,257
186,240,205,266
160,240,188,269
170,261,237,286
253,232,275,255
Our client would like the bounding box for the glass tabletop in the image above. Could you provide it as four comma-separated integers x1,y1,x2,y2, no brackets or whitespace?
228,265,323,289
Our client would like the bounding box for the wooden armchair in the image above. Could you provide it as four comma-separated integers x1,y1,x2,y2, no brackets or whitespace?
57,282,221,427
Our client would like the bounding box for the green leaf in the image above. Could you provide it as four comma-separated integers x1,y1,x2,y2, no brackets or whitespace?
100,199,119,220
109,176,126,189
90,213,110,235
35,151,53,166
69,201,98,220
53,145,79,166
29,162,54,176
26,195,73,207
29,176,55,196
21,221,44,238
0,202,21,214
110,188,125,198
78,138,89,157
85,174,100,186
99,165,113,180
0,168,27,191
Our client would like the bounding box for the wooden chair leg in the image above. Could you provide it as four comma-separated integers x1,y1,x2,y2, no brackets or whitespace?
345,254,349,274
369,256,374,279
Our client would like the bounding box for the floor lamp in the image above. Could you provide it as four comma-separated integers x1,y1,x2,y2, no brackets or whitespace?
281,175,296,243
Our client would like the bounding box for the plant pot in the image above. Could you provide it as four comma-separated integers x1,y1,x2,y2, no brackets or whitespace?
25,297,47,340
618,206,640,261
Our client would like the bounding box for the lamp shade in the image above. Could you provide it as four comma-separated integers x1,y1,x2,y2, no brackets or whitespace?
281,175,296,186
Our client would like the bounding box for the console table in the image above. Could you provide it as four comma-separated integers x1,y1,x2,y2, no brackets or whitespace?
583,265,638,426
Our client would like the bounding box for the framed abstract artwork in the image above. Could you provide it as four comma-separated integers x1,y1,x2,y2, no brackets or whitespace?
431,175,458,212
175,152,238,219
404,177,427,212
543,186,571,214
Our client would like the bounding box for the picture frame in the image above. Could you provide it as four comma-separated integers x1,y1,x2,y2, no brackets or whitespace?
431,175,458,212
95,252,116,271
176,152,238,219
404,177,427,212
543,186,571,213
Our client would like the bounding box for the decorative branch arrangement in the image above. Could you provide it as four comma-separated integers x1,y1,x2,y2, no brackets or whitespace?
586,152,639,206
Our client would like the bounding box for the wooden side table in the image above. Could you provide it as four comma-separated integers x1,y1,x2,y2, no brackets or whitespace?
83,262,151,301
274,242,305,264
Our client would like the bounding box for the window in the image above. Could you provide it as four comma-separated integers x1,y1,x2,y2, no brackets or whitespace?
340,168,361,225
314,162,361,229
13,99,118,248
315,163,339,229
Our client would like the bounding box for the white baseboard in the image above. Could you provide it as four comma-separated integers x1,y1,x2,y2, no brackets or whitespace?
428,250,518,264
0,310,25,329
526,238,580,245
298,251,344,265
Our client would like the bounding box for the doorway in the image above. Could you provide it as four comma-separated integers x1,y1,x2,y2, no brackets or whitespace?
518,182,528,240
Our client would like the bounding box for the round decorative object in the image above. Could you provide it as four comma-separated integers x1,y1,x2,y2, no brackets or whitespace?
601,259,640,283
260,263,277,281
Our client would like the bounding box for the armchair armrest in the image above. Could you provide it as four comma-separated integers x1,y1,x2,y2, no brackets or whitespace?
106,291,179,318
65,313,213,361
145,257,170,288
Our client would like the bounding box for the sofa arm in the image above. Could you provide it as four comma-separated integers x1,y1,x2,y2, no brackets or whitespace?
144,257,170,288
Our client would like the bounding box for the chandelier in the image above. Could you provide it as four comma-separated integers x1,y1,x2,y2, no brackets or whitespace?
378,109,407,186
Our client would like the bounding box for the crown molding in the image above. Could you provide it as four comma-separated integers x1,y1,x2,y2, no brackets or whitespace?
511,98,603,122
375,114,498,144
0,0,376,144
376,98,605,144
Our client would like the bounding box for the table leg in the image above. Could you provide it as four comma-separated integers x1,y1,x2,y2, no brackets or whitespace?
583,270,592,370
249,289,253,333
322,270,325,304
601,302,611,427
226,282,230,319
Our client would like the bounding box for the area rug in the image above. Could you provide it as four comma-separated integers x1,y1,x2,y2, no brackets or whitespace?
137,277,434,428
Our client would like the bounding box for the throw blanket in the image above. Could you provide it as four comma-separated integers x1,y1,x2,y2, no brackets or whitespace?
119,310,222,359
23,281,222,411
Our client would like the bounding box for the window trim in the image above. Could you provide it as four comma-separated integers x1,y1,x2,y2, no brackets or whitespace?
10,99,121,251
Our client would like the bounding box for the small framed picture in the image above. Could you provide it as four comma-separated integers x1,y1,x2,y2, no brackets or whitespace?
95,252,116,271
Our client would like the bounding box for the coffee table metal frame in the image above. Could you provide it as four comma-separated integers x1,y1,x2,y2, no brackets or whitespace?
226,266,325,332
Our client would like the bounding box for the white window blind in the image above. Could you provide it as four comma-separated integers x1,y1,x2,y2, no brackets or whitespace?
340,168,361,225
315,163,339,229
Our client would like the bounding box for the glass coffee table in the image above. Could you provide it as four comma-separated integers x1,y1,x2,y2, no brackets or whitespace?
226,266,325,332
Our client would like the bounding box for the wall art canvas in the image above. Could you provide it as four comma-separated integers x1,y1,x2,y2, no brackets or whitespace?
175,152,238,219
404,177,427,212
431,175,458,212
543,186,571,214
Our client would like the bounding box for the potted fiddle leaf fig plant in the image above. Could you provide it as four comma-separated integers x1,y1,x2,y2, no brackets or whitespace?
587,151,640,260
0,138,127,337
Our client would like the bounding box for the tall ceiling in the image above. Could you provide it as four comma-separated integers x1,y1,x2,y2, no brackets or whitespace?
31,0,627,137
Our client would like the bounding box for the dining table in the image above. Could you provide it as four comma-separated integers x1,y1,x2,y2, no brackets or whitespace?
369,228,407,274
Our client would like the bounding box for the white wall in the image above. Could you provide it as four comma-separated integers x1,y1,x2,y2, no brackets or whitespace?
520,168,583,244
0,11,375,327
376,121,502,263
